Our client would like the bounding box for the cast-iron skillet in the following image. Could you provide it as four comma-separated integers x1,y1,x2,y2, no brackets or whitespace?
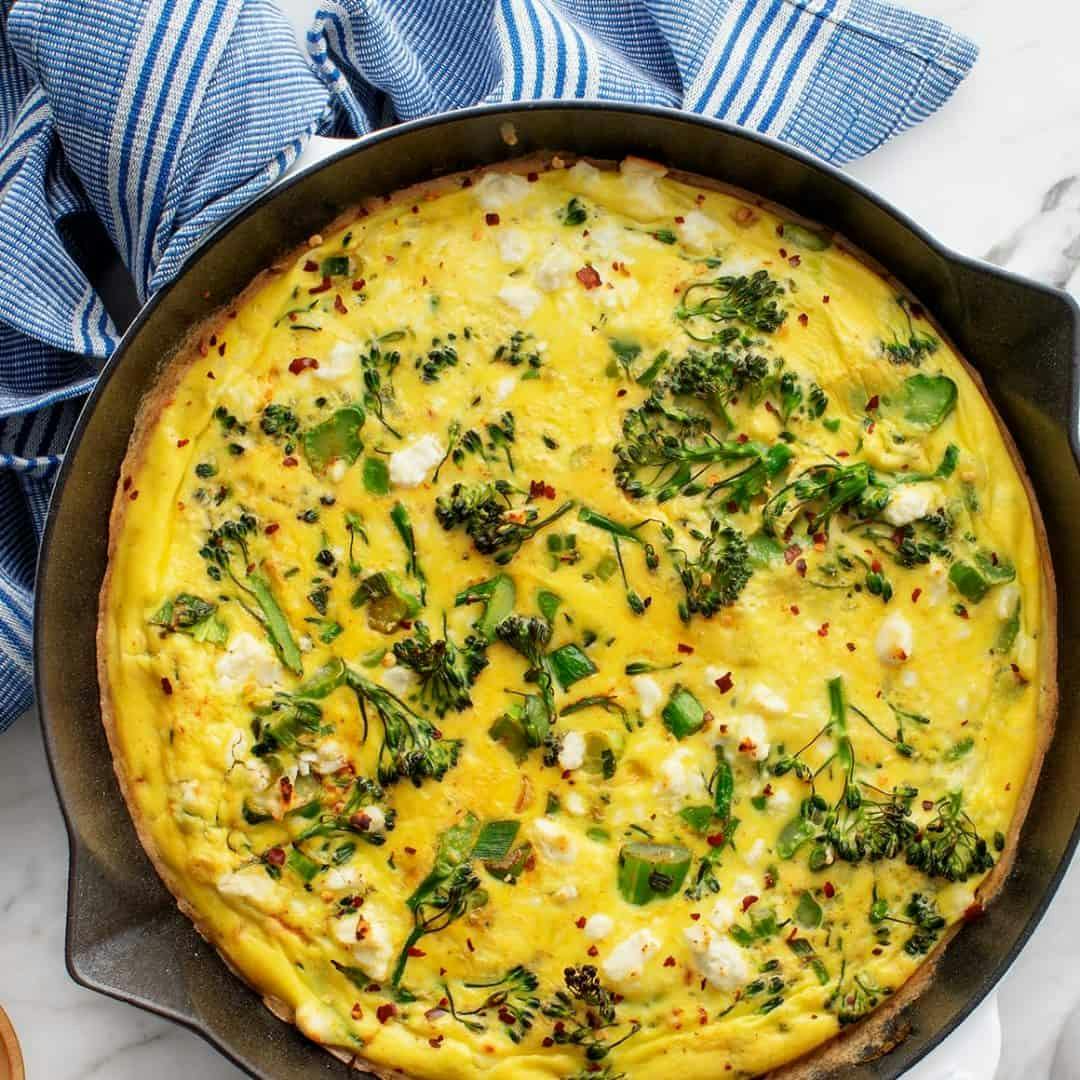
34,102,1080,1078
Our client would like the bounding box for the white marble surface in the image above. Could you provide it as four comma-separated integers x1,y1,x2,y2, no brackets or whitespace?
4,0,1080,1076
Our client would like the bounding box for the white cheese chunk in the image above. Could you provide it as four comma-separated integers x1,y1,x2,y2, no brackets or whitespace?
495,226,530,264
997,582,1021,620
494,374,517,403
389,433,444,487
332,903,396,981
679,209,717,252
746,682,788,715
217,867,280,908
215,632,282,690
565,792,588,816
314,738,348,775
532,817,578,864
323,865,364,893
883,484,938,526
602,929,661,984
745,838,767,865
631,675,663,718
708,898,738,931
533,247,575,292
584,913,615,940
498,280,543,317
569,159,601,187
619,157,667,218
559,730,587,771
314,340,357,382
656,747,709,803
553,883,579,903
875,612,914,665
683,924,750,991
381,664,416,697
587,219,634,265
474,171,530,211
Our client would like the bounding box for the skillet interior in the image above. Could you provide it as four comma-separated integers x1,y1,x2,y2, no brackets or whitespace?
35,102,1080,1079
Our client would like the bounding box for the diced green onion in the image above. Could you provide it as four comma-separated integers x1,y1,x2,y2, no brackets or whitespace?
549,643,598,690
617,842,691,904
472,820,521,862
662,685,706,739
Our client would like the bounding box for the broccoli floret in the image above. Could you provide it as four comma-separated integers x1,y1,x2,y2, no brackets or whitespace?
494,614,555,715
348,673,463,788
677,270,788,343
260,403,299,438
392,620,489,716
906,791,994,882
668,522,752,621
435,481,573,564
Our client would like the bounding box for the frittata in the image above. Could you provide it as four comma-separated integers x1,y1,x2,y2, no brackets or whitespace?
98,155,1054,1079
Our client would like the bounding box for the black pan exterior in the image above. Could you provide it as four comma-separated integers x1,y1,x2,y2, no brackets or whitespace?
34,103,1080,1079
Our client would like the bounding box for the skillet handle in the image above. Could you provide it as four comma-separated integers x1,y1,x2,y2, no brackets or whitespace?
903,991,1001,1079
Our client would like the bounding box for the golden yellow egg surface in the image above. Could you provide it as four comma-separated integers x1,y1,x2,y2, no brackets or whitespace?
99,156,1053,1079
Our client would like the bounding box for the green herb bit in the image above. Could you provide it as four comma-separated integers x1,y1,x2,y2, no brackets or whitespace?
351,570,421,633
393,814,487,988
542,965,640,1061
906,790,994,882
494,614,555,717
302,404,365,474
661,684,706,739
416,338,458,382
390,500,426,603
560,694,632,733
344,510,368,576
948,551,1015,603
320,254,350,277
609,338,642,379
436,481,574,564
794,890,823,929
882,297,939,366
362,455,390,495
199,515,302,673
536,588,561,622
494,329,542,370
260,402,300,438
624,659,681,675
149,593,229,646
780,222,831,251
454,573,516,642
676,269,787,342
827,964,890,1025
548,643,597,690
360,341,402,438
560,196,588,226
668,521,752,621
444,966,540,1042
392,618,488,716
350,671,463,789
489,693,551,762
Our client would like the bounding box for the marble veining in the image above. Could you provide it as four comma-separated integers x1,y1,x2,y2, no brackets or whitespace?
3,0,1080,1076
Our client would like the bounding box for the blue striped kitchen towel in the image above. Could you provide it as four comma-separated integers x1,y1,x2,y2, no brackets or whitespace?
0,0,977,731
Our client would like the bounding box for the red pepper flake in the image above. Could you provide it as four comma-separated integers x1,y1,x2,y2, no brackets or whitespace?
289,356,319,375
964,902,985,922
795,558,807,578
788,254,801,267
677,643,694,655
865,395,880,412
911,587,922,603
872,947,883,956
714,671,734,694
790,604,800,615
303,258,318,272
485,212,500,226
797,312,809,327
308,276,332,295
706,832,726,848
122,476,132,491
822,294,830,303
526,171,539,183
175,438,190,449
764,399,778,415
428,1036,443,1049
673,215,685,224
282,456,298,468
663,956,677,968
376,1003,397,1024
160,676,173,695
690,912,701,921
198,339,208,357
817,623,829,637
575,916,587,929
741,895,759,912
784,544,802,564
735,432,750,445
846,642,856,652
350,812,372,832
957,605,969,620
576,265,602,289
263,523,280,537
461,176,473,188
280,775,293,803
407,946,426,958
871,559,882,574
351,278,366,292
466,938,475,953
206,370,216,379
823,881,836,899
542,1038,554,1048
128,490,139,501
836,449,849,458
351,1003,363,1020
616,387,628,398
217,342,226,356
265,846,286,868
333,294,348,315
587,945,599,957
778,248,787,259
411,204,420,214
